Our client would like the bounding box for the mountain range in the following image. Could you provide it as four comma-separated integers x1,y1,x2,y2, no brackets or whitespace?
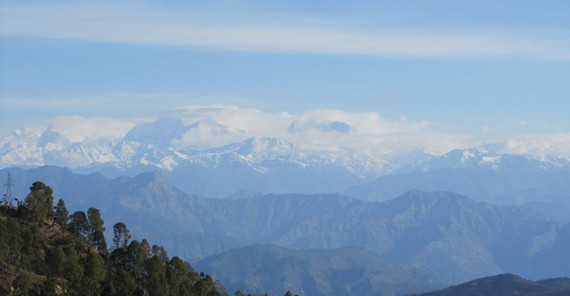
3,119,570,294
412,273,570,296
2,166,569,286
193,244,443,296
2,118,569,199
345,167,570,210
0,119,390,197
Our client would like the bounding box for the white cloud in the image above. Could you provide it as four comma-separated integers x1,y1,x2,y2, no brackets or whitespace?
499,133,570,158
166,105,468,154
49,116,136,142
2,104,569,158
1,2,569,61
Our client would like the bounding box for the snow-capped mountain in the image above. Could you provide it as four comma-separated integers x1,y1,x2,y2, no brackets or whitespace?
122,117,188,147
398,145,570,174
1,118,569,198
0,119,392,197
345,145,570,206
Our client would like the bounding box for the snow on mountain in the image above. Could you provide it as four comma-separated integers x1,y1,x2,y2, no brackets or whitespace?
0,129,45,167
38,129,70,150
0,118,394,196
344,146,570,206
188,118,231,135
123,117,187,146
398,146,570,174
1,116,569,197
1,120,568,176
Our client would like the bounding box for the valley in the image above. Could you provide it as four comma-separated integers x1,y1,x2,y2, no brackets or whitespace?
2,165,569,295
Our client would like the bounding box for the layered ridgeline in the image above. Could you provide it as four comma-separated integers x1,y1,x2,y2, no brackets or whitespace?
0,182,229,296
2,167,570,286
344,147,570,224
345,148,570,209
2,118,570,199
0,119,389,197
411,273,570,296
193,244,442,296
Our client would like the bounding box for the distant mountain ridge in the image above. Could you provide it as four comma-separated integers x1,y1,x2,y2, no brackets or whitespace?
2,118,569,198
0,120,390,197
412,273,570,296
344,144,570,212
2,166,569,285
193,244,444,296
399,147,570,173
344,166,570,208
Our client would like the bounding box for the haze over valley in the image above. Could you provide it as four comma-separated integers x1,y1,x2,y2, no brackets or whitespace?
1,1,569,295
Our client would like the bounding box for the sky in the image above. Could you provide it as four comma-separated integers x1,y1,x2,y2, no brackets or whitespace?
0,0,569,156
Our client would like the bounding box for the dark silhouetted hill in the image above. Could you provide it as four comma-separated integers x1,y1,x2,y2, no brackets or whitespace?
2,167,570,285
411,273,570,296
193,244,443,296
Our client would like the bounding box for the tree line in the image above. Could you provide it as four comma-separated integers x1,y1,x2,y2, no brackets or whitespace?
0,181,299,296
0,181,230,296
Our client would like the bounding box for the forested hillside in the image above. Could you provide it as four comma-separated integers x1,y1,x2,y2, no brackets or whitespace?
3,167,570,285
0,182,229,296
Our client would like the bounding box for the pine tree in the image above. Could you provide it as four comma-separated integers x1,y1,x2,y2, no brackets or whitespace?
141,239,151,259
47,246,67,277
112,222,131,249
64,247,84,287
1,182,234,296
22,182,54,224
83,252,107,296
152,244,169,262
68,211,89,239
87,207,106,252
53,199,69,227
145,256,169,296
167,256,198,295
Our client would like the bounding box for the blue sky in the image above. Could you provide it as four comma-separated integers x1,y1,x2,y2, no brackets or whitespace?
0,0,569,152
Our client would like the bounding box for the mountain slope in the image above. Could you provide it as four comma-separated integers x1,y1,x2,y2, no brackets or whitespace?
2,167,569,284
0,191,228,296
0,121,390,197
400,148,570,173
412,274,570,296
193,244,444,296
5,120,570,199
344,167,570,207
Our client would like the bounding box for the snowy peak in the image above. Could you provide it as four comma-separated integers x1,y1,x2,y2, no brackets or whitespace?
322,121,352,133
38,129,69,149
187,119,230,135
2,118,570,197
237,137,296,156
123,118,187,146
407,147,570,173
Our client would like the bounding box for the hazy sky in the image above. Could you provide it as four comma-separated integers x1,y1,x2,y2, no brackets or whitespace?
0,0,569,154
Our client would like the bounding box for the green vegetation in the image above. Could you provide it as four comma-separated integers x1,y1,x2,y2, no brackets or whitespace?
0,182,229,296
